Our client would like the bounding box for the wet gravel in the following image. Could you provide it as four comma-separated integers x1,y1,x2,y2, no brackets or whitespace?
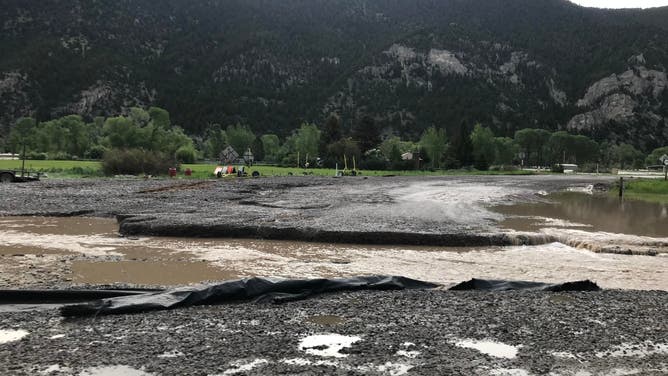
1,289,666,375
5,175,666,375
0,175,615,246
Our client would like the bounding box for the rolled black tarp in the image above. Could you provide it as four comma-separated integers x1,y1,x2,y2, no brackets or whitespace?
0,289,160,304
449,278,601,292
60,276,440,317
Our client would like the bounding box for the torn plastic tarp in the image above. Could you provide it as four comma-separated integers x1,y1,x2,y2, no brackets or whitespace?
60,276,439,317
450,278,600,292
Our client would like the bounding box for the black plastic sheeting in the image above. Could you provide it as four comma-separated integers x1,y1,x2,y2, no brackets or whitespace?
0,277,602,317
60,276,439,317
450,278,601,292
0,289,159,304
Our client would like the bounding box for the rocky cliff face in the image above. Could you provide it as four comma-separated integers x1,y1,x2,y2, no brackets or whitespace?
568,57,668,150
1,0,668,150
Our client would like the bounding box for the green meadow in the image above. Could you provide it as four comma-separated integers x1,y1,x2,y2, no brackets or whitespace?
0,159,538,179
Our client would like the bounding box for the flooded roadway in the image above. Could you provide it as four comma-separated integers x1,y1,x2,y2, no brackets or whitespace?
1,201,666,290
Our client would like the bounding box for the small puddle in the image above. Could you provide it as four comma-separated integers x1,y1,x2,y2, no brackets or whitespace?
71,260,238,285
494,192,668,237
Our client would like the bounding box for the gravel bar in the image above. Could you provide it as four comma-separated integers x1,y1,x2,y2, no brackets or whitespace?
1,289,666,375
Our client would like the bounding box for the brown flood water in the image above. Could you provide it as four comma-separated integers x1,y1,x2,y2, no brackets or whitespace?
0,214,666,290
494,192,668,237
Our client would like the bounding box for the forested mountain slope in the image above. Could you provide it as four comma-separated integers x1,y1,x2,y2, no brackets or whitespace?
1,0,667,150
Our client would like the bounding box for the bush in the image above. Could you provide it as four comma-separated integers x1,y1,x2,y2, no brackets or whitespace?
85,145,108,160
359,156,388,170
490,165,519,172
102,148,176,176
51,152,73,160
175,145,197,164
24,151,48,160
473,156,489,171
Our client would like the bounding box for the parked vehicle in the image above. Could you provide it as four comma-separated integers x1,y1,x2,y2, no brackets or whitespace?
0,170,40,183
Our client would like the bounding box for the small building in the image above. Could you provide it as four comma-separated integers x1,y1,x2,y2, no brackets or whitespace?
561,164,578,173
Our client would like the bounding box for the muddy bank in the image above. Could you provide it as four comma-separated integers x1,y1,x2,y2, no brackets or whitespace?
1,289,666,375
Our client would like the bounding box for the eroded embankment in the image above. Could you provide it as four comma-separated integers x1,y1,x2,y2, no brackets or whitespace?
116,214,543,247
7,175,654,255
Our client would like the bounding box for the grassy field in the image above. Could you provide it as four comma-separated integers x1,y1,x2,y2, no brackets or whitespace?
621,178,668,203
0,159,540,179
0,159,103,178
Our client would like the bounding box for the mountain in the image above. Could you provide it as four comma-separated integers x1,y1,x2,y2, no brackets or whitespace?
1,0,668,151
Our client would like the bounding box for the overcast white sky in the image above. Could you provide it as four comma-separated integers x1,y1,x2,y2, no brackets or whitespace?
570,0,668,8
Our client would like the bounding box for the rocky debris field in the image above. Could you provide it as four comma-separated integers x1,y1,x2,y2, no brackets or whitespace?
3,175,668,375
0,175,615,246
1,289,666,375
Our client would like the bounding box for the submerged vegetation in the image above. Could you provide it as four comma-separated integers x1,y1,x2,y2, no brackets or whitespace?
616,178,668,204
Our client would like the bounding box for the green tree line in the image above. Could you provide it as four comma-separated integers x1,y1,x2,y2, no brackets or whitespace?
7,108,668,173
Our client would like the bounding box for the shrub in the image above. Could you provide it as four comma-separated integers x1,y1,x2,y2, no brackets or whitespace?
51,152,73,160
490,165,519,172
551,164,564,173
473,155,489,171
23,151,48,160
102,148,176,176
359,156,388,170
175,145,197,164
85,145,108,160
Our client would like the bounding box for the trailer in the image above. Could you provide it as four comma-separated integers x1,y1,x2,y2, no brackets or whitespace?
0,170,15,183
0,170,40,183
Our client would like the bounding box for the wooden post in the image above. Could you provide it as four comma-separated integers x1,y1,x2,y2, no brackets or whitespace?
21,142,26,178
619,177,624,198
664,165,667,181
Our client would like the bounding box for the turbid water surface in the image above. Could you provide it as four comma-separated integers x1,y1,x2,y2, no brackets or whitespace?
1,215,665,290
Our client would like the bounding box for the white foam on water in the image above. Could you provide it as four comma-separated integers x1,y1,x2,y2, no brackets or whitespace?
219,359,269,375
541,217,593,228
455,338,520,359
0,230,125,257
49,334,66,339
78,365,152,376
0,329,29,344
298,333,362,358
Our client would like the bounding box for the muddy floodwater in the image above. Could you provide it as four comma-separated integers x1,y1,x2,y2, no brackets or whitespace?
1,214,665,290
495,191,668,237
